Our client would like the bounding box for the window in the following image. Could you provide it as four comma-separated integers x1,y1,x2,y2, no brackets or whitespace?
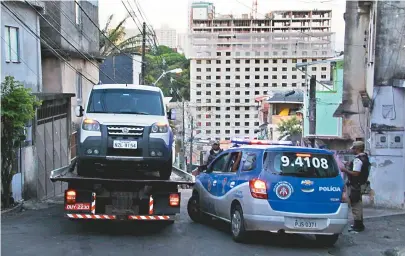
245,83,250,87
235,68,240,72
292,75,297,79
207,60,211,64
264,59,269,64
244,122,249,126
282,75,287,79
216,83,220,87
262,152,339,178
206,76,211,80
272,83,277,87
87,88,164,115
241,152,257,172
321,75,327,79
235,122,240,126
272,67,277,71
235,114,240,118
225,114,230,118
272,75,277,79
255,67,260,72
273,59,277,64
206,91,211,95
197,84,202,88
216,107,221,111
245,60,250,64
206,122,211,126
312,67,317,71
216,68,221,72
236,59,241,64
245,130,249,134
226,60,231,64
4,26,19,62
197,68,201,72
196,60,202,64
282,59,287,63
226,68,231,72
215,122,220,126
226,76,230,80
236,91,240,95
216,60,221,64
292,83,297,87
255,75,260,79
206,83,212,87
322,67,327,71
215,114,221,118
245,107,250,111
210,153,230,173
235,99,240,103
76,71,83,100
216,91,220,95
245,114,250,118
226,91,230,95
235,130,240,134
226,52,231,56
282,67,287,71
75,0,81,25
255,83,260,87
245,68,250,72
245,91,250,95
282,83,287,87
264,75,268,79
196,91,201,95
225,83,230,87
245,99,249,103
216,76,221,80
217,52,221,56
264,67,269,71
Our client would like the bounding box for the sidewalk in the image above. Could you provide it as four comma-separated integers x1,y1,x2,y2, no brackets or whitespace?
349,206,405,220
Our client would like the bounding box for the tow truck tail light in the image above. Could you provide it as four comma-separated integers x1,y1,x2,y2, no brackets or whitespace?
66,190,76,204
341,186,348,203
249,179,267,199
169,193,180,207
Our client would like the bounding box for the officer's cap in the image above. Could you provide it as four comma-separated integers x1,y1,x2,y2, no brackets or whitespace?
350,141,365,149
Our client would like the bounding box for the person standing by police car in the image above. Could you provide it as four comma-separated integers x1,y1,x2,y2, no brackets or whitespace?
340,141,370,232
203,142,223,165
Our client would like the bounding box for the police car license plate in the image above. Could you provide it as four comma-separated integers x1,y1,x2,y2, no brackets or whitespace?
293,218,318,229
113,140,137,149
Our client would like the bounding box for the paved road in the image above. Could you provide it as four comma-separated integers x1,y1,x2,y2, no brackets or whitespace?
2,190,405,256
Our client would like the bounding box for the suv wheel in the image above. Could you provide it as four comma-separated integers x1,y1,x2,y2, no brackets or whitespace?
231,204,247,242
159,154,172,180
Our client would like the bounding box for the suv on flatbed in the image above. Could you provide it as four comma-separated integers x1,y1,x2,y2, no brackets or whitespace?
75,84,176,180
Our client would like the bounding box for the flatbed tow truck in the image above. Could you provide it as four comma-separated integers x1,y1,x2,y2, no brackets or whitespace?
50,159,194,222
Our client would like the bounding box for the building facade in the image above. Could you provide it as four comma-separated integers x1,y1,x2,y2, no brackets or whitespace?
155,25,177,49
188,2,335,141
1,1,43,92
99,53,142,84
39,0,101,127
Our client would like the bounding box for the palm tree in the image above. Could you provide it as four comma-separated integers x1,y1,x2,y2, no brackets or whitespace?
99,14,142,56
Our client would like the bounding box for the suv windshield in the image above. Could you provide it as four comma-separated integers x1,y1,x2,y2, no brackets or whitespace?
87,89,164,115
263,151,339,178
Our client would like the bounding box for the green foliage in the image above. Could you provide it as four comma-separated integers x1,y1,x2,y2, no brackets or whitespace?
145,46,190,100
276,116,302,140
99,14,142,56
1,76,41,208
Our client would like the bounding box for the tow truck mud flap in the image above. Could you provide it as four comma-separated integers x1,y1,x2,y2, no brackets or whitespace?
65,214,176,221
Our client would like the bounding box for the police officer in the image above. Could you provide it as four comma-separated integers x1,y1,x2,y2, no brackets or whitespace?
341,141,370,232
204,141,223,165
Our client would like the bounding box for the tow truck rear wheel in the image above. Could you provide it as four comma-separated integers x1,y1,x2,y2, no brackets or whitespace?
315,234,339,247
231,204,247,243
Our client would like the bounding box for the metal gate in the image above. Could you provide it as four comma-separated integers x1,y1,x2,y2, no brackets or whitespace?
35,96,71,199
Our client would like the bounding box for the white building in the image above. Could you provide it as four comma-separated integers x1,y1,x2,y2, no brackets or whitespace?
188,2,335,141
177,33,190,58
155,25,177,49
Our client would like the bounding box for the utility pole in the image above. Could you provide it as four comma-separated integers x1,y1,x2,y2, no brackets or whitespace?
141,22,146,84
180,101,186,170
308,75,317,147
189,116,194,173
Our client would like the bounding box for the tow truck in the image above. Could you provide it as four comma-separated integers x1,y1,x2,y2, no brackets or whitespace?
50,159,194,222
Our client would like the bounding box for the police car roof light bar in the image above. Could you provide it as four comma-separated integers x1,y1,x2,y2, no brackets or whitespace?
230,139,293,146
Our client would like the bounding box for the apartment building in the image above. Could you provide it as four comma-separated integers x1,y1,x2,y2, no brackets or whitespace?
189,2,335,141
155,25,177,49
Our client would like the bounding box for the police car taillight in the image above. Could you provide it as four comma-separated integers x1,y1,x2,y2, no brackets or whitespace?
249,179,267,199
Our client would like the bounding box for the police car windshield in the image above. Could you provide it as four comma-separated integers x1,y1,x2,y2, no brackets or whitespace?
263,151,339,178
87,89,164,115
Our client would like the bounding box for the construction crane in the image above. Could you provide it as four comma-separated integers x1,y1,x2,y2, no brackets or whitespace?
252,0,257,19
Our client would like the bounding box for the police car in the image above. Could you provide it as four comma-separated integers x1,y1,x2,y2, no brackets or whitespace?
187,139,348,246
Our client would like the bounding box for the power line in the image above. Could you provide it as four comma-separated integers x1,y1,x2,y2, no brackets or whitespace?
24,0,119,84
75,0,144,64
1,2,98,84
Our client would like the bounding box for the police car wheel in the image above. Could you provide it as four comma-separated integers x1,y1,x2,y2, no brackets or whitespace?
315,234,339,247
231,205,247,242
187,195,203,223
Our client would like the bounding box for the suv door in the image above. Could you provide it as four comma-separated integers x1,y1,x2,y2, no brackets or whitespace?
201,152,231,215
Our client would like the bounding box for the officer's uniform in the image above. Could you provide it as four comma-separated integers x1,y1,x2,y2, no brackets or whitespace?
347,142,370,231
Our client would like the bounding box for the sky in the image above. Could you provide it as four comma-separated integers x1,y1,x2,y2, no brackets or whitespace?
99,0,346,51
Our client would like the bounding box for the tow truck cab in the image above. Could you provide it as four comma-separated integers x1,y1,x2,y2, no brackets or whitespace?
75,84,176,179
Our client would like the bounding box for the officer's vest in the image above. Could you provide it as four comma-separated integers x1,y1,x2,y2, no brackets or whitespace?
207,149,223,164
348,153,370,186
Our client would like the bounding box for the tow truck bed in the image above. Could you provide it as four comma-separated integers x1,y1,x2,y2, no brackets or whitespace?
50,160,194,221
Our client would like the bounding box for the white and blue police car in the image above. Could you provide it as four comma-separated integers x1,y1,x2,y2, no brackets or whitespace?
187,139,348,246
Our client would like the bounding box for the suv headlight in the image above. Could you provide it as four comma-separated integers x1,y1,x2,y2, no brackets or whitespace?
151,122,168,133
82,119,100,131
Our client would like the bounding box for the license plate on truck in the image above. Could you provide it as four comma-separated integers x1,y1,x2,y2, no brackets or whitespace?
65,203,90,210
113,140,137,149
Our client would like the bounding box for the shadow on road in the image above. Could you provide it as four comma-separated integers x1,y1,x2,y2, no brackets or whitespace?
198,217,336,250
67,219,174,236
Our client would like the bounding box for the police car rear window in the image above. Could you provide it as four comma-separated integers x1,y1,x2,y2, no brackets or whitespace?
263,151,339,178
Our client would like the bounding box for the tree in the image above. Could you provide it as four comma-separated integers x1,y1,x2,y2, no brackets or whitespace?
99,14,142,56
145,46,190,100
1,76,41,208
276,116,302,140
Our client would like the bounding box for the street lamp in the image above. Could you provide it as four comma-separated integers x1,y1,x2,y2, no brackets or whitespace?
153,68,183,86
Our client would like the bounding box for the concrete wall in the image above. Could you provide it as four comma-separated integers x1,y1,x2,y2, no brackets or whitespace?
374,1,405,86
341,1,371,141
369,86,405,209
42,57,98,126
1,2,42,92
303,61,344,137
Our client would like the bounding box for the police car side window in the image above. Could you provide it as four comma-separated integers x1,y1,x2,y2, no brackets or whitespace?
241,151,257,172
211,153,230,173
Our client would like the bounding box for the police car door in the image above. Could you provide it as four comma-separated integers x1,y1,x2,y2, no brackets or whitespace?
214,150,243,219
201,152,231,215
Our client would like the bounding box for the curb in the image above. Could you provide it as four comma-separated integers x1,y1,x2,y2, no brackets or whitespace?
1,202,23,215
364,211,405,220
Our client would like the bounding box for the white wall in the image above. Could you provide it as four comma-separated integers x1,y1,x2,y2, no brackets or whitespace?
132,54,142,85
369,86,405,209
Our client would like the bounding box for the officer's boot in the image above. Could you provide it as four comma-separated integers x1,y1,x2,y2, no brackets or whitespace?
350,220,365,232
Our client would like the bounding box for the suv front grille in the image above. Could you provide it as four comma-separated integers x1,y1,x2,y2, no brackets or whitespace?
107,125,144,137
